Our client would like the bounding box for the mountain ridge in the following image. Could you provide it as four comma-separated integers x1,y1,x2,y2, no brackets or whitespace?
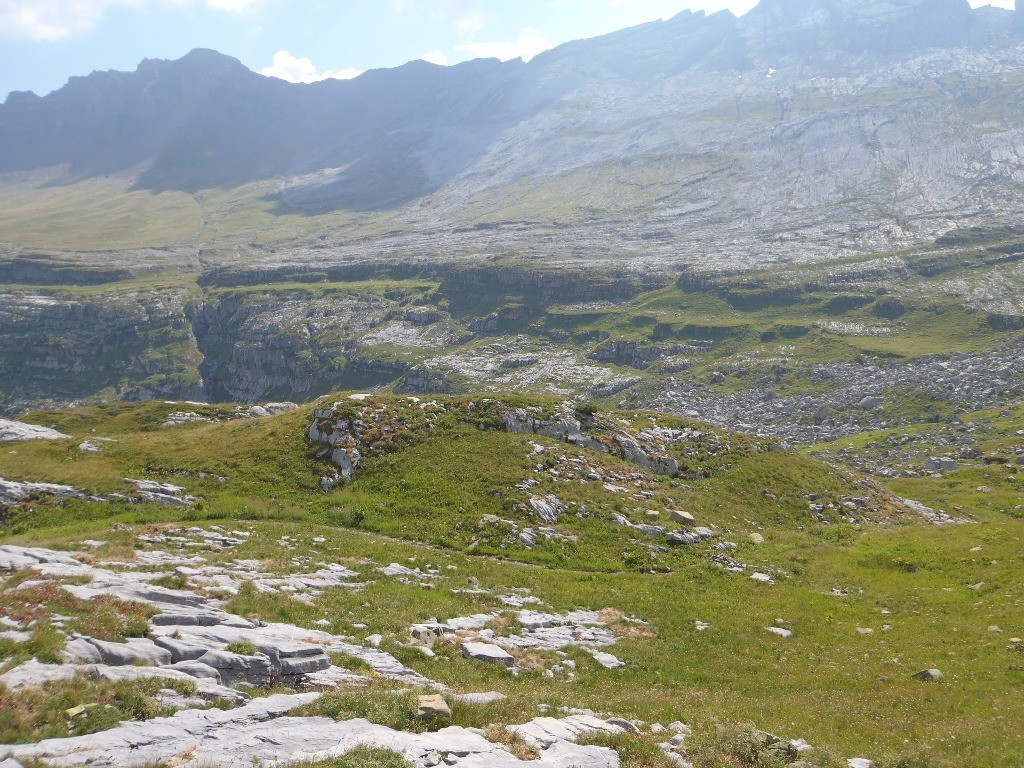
1,0,1024,264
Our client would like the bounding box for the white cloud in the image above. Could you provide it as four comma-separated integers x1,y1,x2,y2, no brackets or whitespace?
421,49,449,66
455,28,553,62
0,0,259,42
205,0,258,9
259,50,361,83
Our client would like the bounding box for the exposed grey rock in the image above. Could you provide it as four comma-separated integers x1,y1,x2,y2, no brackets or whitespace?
0,660,79,690
612,513,666,537
75,637,172,667
912,668,943,681
669,510,695,525
298,665,373,690
0,658,246,704
0,420,69,442
667,530,700,546
0,479,96,510
167,661,223,681
152,635,217,663
161,412,214,428
529,495,566,524
126,479,198,507
453,691,508,705
924,457,958,473
242,402,298,418
196,650,274,687
4,705,625,767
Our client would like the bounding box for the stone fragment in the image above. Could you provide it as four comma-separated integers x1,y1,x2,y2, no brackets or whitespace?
912,668,943,681
606,717,640,734
417,694,452,719
588,650,626,670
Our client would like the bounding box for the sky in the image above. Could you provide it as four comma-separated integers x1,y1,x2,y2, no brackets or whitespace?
0,0,1017,99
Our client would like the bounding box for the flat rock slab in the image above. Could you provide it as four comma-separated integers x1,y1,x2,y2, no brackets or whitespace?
461,642,516,667
0,659,246,704
299,665,373,690
0,660,78,690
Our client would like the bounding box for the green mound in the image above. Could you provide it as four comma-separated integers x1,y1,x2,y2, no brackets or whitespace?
1,394,885,572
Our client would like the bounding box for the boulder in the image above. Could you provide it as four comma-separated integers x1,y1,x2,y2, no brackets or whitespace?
669,510,695,525
912,668,943,681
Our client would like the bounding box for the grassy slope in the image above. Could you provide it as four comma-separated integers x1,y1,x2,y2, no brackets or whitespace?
0,397,1021,766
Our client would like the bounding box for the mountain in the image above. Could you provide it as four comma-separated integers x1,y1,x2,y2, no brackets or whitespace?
1,0,1024,263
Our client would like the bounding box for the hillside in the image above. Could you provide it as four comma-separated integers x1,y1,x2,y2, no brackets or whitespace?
0,396,1021,766
0,399,1019,765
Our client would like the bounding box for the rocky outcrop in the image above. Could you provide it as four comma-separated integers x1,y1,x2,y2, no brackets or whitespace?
0,479,96,510
2,698,626,768
309,398,691,486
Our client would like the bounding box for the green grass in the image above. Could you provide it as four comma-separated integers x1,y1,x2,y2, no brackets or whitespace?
224,640,260,656
297,749,413,768
0,676,197,744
